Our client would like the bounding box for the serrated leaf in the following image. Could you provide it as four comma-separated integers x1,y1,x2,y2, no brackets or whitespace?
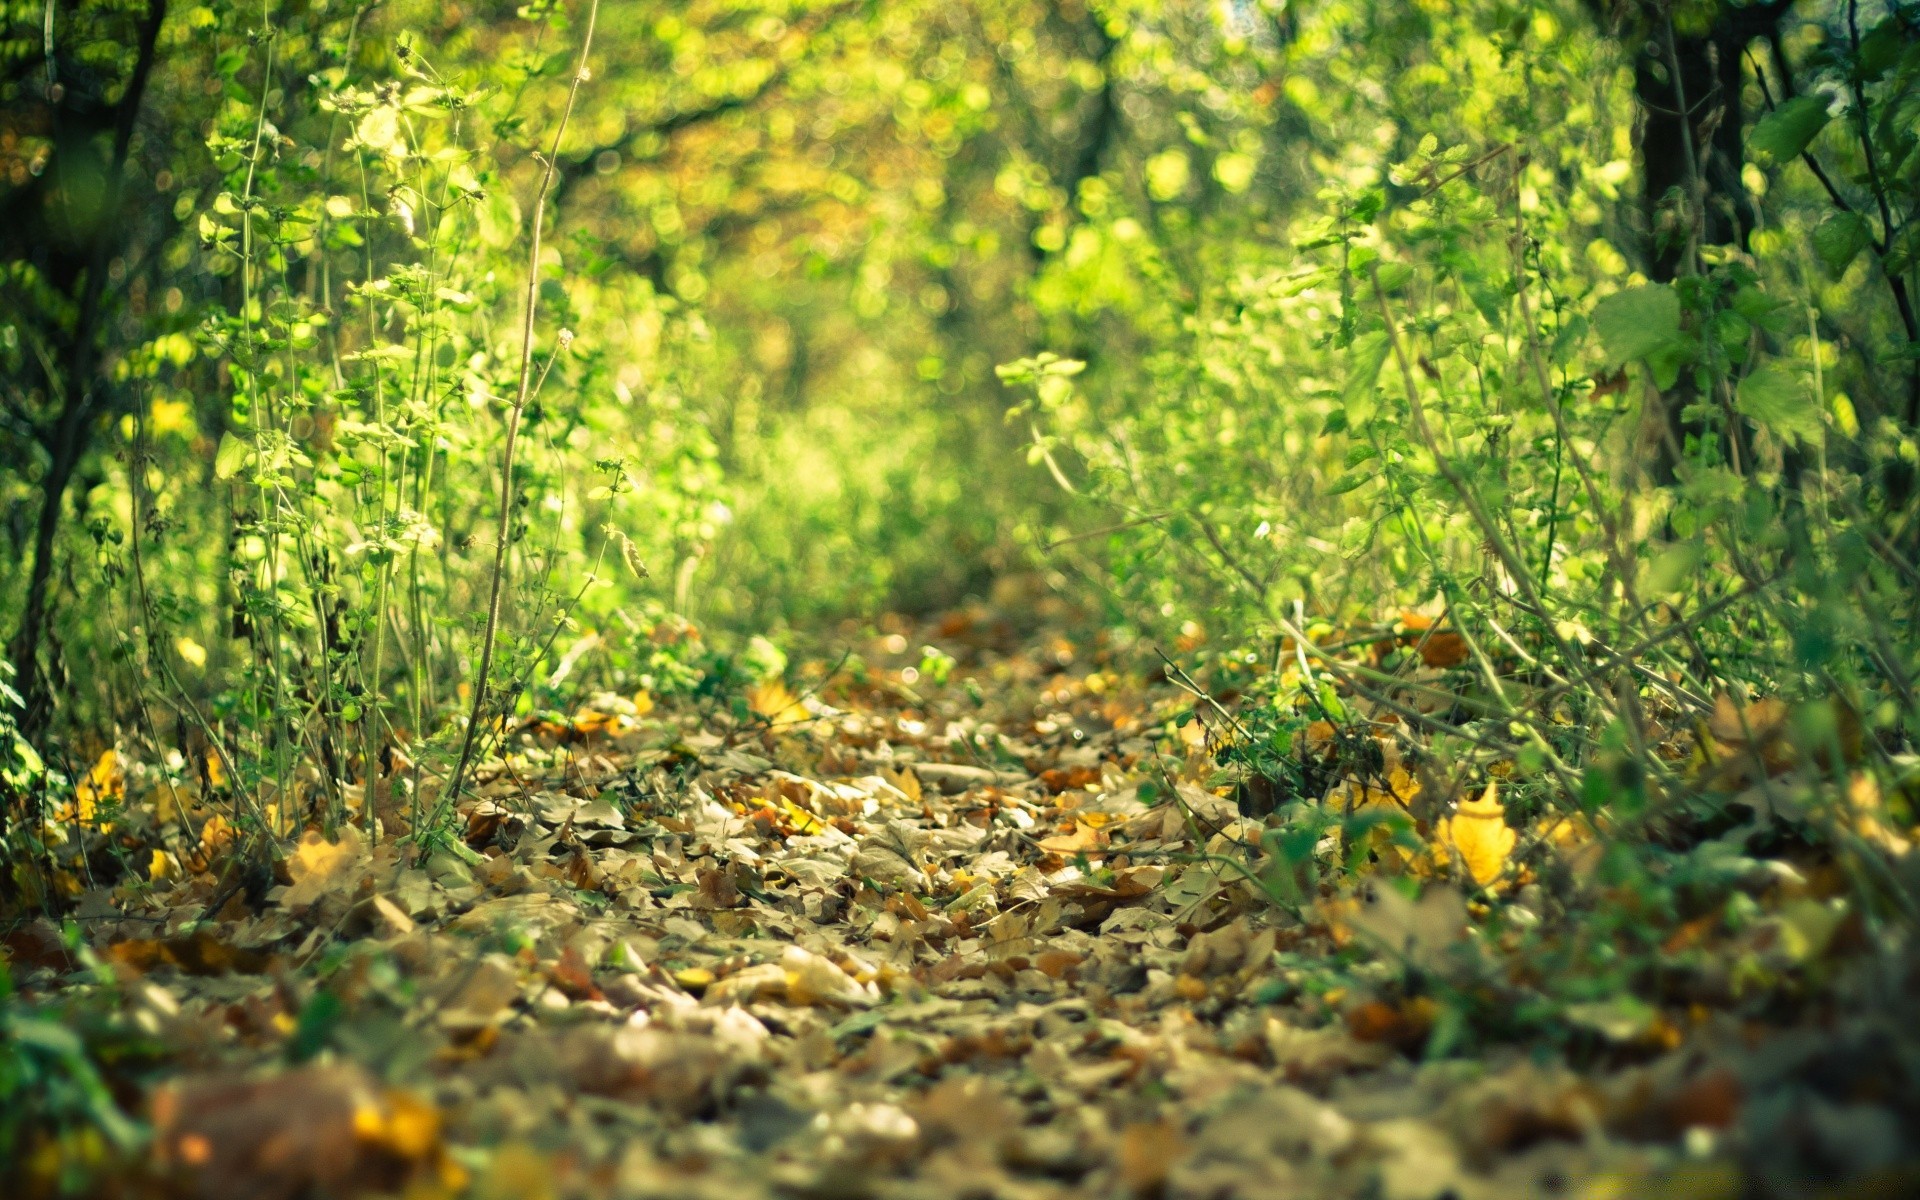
1749,96,1831,165
1592,284,1680,363
1813,211,1873,275
1736,361,1824,445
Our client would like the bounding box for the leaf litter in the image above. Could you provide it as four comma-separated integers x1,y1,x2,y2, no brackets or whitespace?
7,602,1920,1199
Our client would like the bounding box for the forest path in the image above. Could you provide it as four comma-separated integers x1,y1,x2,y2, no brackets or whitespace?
15,604,1890,1200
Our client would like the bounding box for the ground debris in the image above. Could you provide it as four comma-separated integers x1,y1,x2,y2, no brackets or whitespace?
8,613,1919,1200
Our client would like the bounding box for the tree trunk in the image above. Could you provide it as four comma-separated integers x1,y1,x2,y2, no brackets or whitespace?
5,0,169,736
1624,1,1790,482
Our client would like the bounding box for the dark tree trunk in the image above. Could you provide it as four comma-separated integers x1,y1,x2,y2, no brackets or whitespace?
5,0,170,735
1635,20,1757,282
1613,2,1792,483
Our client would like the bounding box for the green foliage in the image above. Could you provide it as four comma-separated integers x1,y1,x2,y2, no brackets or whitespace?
1747,94,1831,166
2,3,1918,1020
1592,284,1682,364
0,950,155,1192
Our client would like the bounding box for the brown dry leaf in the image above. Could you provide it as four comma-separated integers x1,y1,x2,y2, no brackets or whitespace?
1708,693,1789,746
1434,781,1515,887
1337,883,1468,971
1037,818,1106,855
438,954,524,1029
1119,1119,1188,1191
1417,631,1471,668
1264,1017,1392,1082
1346,995,1439,1051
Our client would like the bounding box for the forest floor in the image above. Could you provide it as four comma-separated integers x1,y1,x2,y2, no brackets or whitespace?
6,600,1918,1199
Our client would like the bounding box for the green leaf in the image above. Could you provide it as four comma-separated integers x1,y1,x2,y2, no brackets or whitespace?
1592,284,1680,363
1343,331,1391,426
1326,470,1373,495
214,432,251,480
285,990,342,1064
1732,286,1794,334
1646,340,1690,390
1644,540,1705,595
1813,212,1873,275
1736,362,1824,445
1563,995,1658,1043
1373,262,1413,293
1748,96,1831,166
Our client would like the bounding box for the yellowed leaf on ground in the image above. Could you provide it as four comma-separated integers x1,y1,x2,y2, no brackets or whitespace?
747,680,808,725
1434,781,1515,887
779,797,824,834
1037,819,1105,855
73,748,123,824
281,825,368,909
1328,764,1421,813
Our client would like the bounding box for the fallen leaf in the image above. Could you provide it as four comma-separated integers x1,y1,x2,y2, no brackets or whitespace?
280,825,369,910
1434,781,1515,887
152,1066,445,1200
72,747,122,825
1417,631,1470,668
747,680,809,725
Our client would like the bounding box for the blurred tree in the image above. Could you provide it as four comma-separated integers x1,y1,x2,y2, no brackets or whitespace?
2,0,171,730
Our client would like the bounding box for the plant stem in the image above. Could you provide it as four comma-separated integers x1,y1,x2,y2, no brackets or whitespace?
443,0,601,823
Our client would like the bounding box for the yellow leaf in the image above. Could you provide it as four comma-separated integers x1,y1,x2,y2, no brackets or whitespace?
882,766,922,805
74,749,123,825
280,826,368,909
1434,781,1516,887
174,636,208,668
191,814,236,873
354,1089,441,1160
779,797,824,835
1329,764,1421,812
148,396,196,438
747,680,808,726
149,849,180,882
